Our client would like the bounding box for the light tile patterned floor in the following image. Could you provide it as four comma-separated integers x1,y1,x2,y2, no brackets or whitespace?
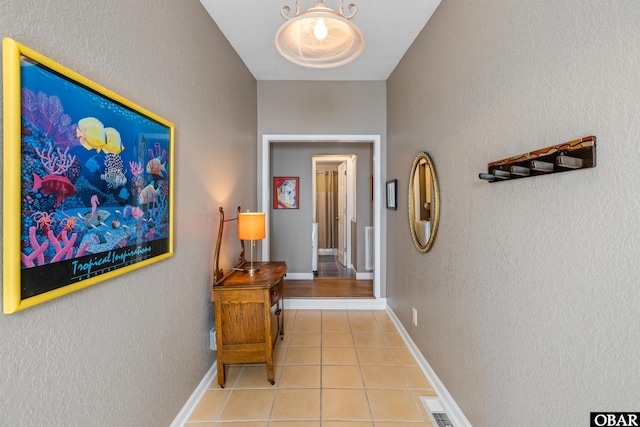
186,310,436,426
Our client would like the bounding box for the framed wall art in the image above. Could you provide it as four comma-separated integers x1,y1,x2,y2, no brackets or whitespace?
386,179,398,210
273,177,299,209
2,38,175,313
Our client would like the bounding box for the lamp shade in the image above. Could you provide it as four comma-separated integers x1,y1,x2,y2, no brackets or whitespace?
238,212,266,241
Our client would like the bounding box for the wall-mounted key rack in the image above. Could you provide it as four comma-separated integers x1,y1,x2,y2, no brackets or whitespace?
479,135,596,183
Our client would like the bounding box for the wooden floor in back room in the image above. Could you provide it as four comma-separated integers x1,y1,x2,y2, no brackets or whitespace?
285,255,373,298
284,278,374,298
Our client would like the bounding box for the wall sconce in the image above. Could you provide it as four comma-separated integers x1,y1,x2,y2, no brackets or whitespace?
238,212,266,275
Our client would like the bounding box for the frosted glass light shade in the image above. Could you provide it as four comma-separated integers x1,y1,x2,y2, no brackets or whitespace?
238,212,266,240
275,9,365,68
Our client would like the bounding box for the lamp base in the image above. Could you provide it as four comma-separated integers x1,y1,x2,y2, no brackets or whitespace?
246,267,260,275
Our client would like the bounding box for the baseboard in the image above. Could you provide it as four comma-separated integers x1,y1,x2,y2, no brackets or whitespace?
284,297,387,310
355,271,374,280
286,272,372,280
170,362,217,427
318,248,337,255
385,307,472,427
285,272,315,280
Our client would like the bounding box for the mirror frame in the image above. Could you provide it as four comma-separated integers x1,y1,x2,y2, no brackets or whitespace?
408,151,440,253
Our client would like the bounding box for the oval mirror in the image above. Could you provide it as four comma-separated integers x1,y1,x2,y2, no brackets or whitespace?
408,152,440,253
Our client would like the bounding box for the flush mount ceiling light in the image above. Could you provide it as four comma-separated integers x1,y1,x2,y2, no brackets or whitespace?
275,0,365,68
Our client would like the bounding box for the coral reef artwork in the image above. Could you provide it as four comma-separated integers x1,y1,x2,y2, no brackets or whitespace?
12,51,173,301
21,88,78,150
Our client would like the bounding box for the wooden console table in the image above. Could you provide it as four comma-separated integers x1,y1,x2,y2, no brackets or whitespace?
212,261,286,387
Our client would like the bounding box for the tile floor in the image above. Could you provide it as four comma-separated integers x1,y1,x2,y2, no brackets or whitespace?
185,309,437,426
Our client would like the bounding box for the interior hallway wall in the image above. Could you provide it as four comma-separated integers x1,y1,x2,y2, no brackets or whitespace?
387,1,640,425
0,1,257,425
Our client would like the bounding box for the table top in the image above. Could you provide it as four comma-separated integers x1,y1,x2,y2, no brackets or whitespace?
215,261,287,287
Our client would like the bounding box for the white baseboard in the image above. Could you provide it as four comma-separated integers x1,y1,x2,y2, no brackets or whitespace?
355,271,374,280
284,298,387,310
285,272,315,280
170,362,217,427
385,307,472,427
318,248,337,255
286,272,372,280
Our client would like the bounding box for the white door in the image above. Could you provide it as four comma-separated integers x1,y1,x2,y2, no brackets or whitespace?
337,162,347,266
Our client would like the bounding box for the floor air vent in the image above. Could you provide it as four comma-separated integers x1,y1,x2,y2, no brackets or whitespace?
420,396,455,427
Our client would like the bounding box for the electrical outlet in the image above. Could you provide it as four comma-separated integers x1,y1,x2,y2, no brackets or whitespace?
412,307,418,326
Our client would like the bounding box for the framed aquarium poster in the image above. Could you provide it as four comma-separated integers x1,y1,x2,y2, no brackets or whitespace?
273,177,299,209
2,38,175,314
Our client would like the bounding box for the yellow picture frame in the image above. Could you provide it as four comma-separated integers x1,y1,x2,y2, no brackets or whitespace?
3,38,175,313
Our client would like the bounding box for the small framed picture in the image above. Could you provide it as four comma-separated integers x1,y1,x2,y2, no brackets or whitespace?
273,177,299,209
386,179,398,210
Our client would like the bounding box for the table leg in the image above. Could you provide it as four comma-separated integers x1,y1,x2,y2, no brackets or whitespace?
217,362,226,388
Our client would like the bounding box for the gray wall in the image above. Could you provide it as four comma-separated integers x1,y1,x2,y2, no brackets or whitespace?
0,1,256,425
257,81,386,285
270,142,372,273
387,1,640,425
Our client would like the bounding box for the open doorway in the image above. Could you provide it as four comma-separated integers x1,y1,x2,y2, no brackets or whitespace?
260,134,384,304
312,155,356,279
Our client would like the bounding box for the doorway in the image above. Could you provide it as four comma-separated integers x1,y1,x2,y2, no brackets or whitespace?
260,134,383,303
312,155,355,279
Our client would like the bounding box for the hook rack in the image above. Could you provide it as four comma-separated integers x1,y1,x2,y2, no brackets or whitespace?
479,135,596,183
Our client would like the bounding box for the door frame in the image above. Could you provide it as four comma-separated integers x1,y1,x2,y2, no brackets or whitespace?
260,134,382,300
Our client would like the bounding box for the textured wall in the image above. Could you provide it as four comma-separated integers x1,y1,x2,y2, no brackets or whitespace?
387,1,640,425
0,1,256,425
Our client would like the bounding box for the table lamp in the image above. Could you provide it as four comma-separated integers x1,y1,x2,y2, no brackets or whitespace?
237,211,266,275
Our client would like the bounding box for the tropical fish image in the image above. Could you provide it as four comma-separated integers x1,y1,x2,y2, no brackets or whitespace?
146,157,166,178
118,187,130,200
104,127,124,154
84,155,101,174
76,117,107,152
100,153,127,188
32,172,77,204
138,183,159,205
17,56,173,276
76,117,124,154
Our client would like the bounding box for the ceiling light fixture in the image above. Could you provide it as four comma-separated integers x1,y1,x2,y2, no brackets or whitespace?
275,0,365,68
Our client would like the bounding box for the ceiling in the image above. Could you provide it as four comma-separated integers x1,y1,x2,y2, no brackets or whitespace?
199,0,441,81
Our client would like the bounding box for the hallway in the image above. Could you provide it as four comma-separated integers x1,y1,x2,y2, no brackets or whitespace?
185,310,437,426
315,255,355,279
